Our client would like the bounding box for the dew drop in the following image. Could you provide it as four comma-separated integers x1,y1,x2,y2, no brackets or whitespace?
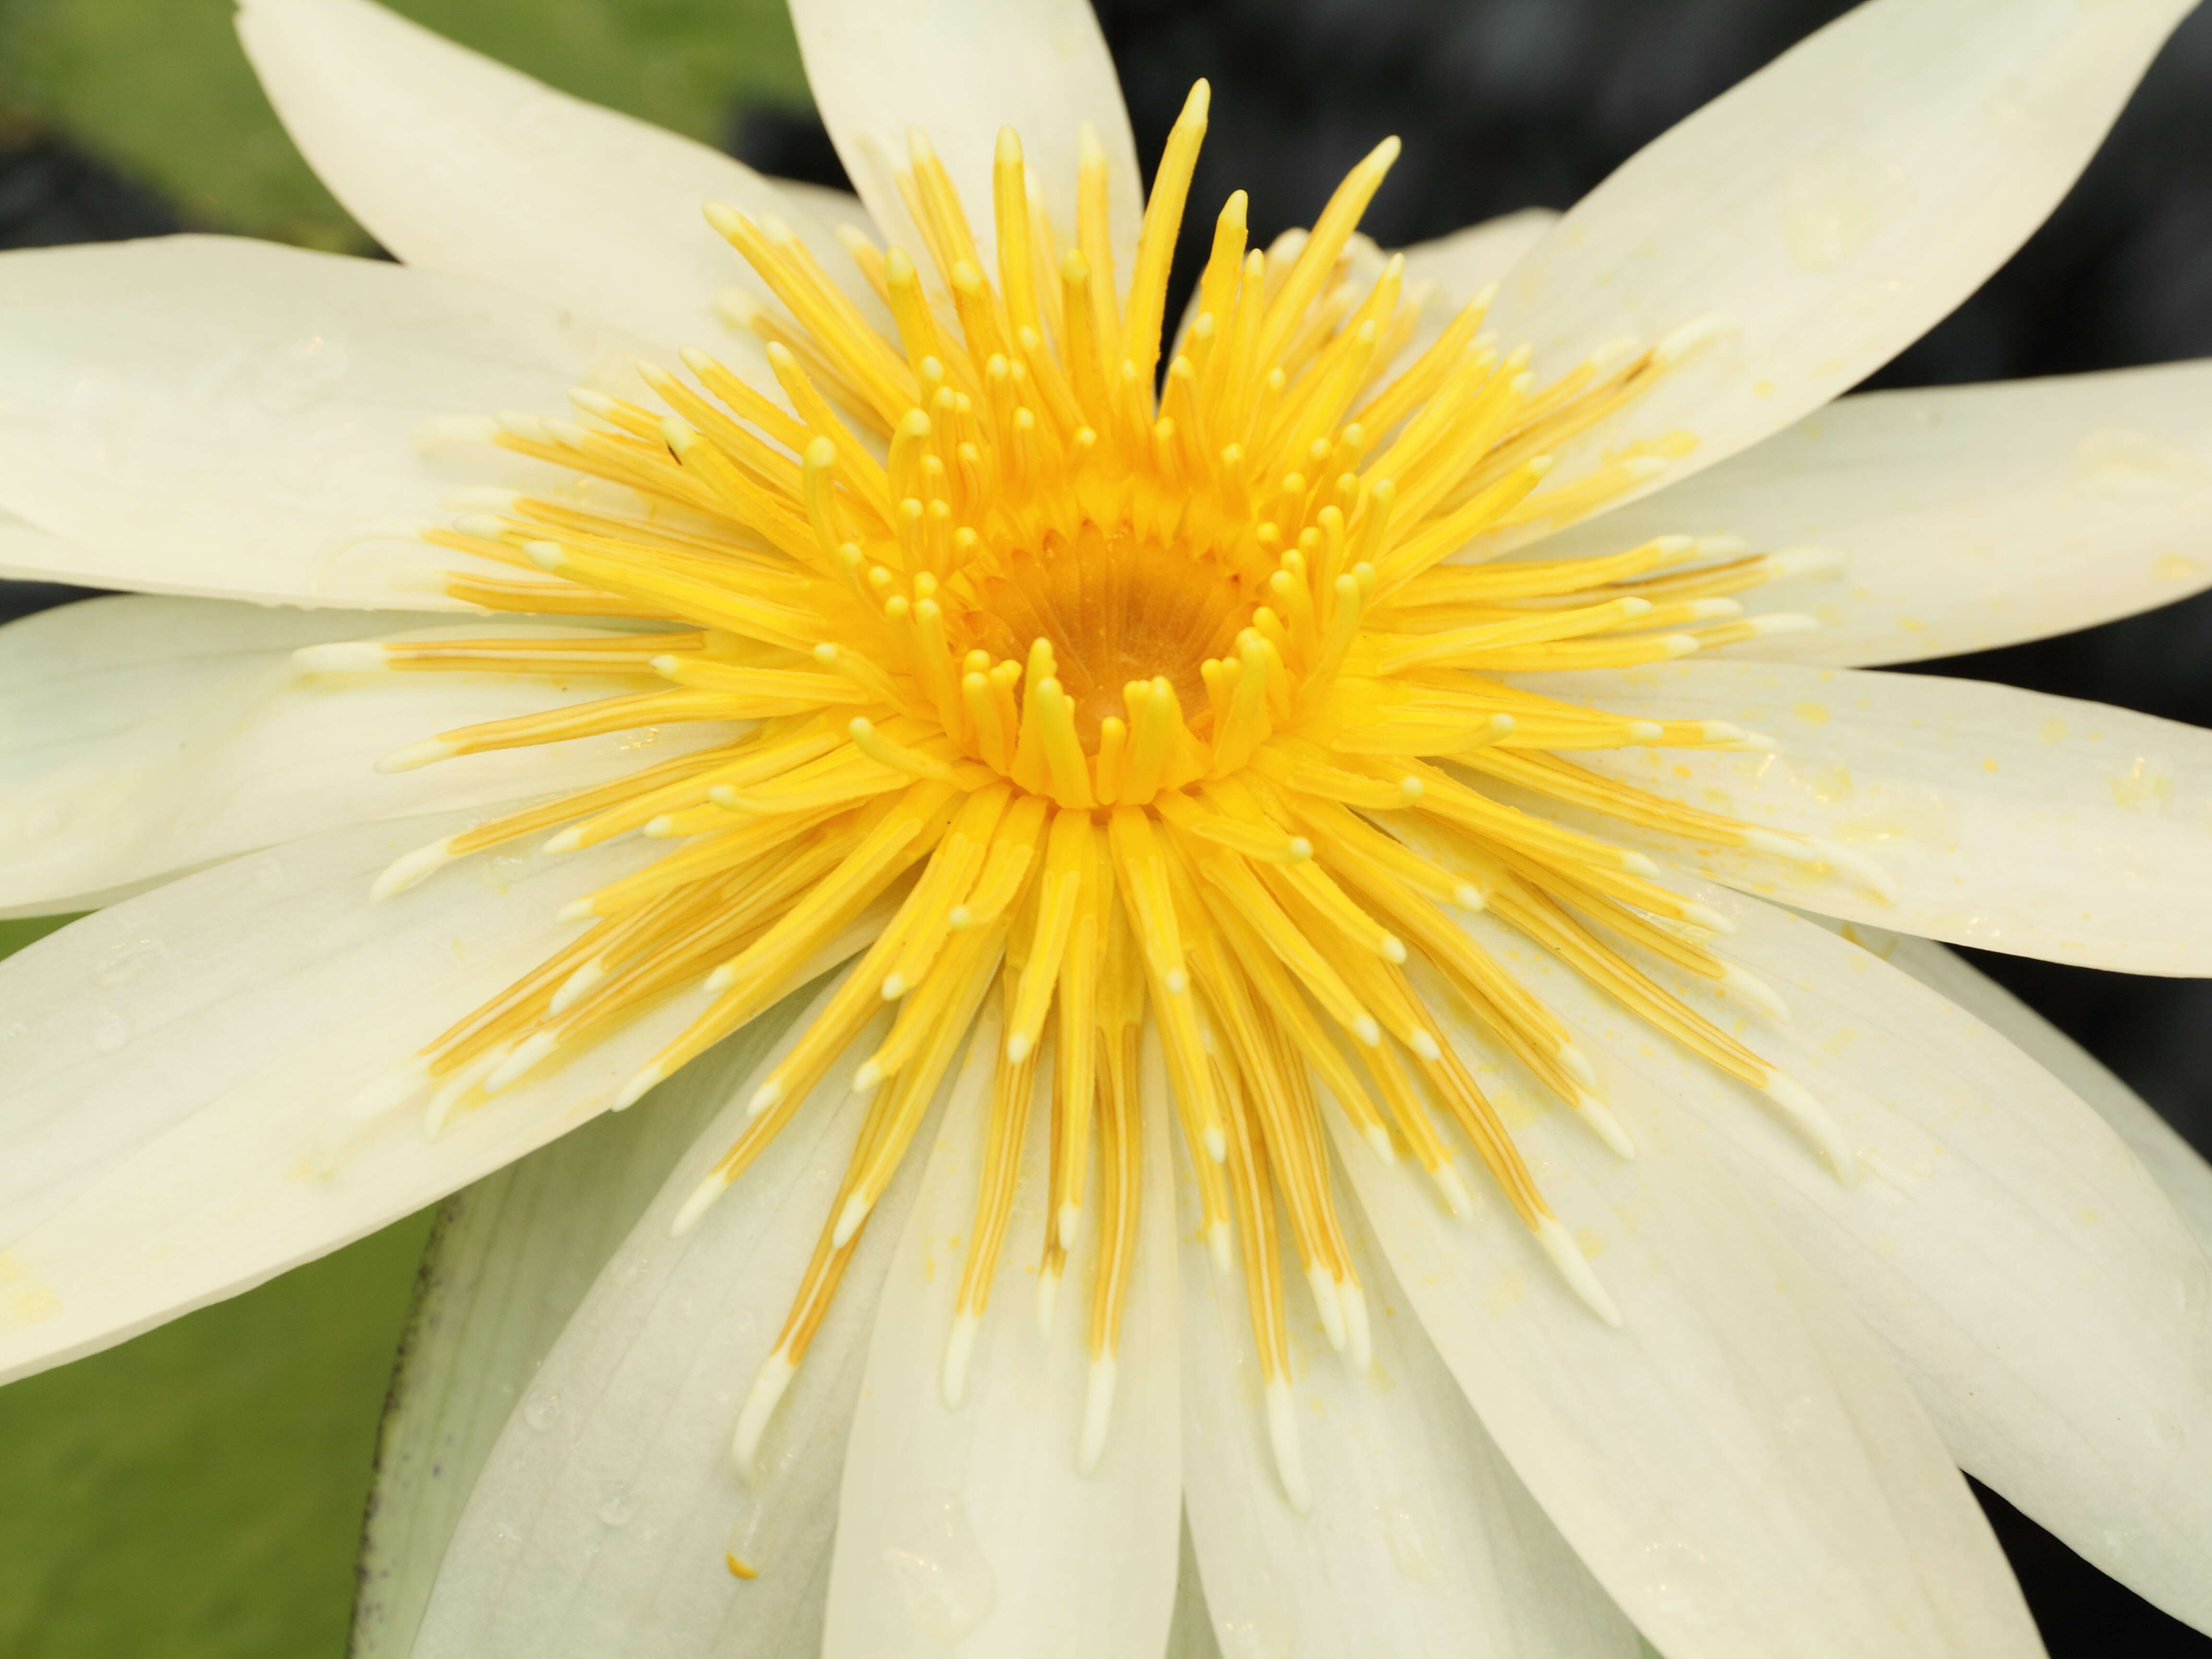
1374,1495,1441,1585
1780,145,1913,272
91,1010,130,1053
522,1388,562,1431
598,1490,634,1528
1638,1539,1741,1626
491,1519,523,1547
882,1489,997,1642
87,938,161,989
252,332,354,414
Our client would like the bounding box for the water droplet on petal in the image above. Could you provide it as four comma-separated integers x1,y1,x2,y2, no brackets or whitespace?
883,1489,996,1642
522,1388,562,1431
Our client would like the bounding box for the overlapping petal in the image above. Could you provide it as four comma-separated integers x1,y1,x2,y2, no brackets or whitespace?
1335,965,2044,1659
1498,888,2212,1631
0,598,718,916
1530,360,2212,666
1175,1135,1638,1659
1854,925,2212,1250
236,0,884,353
0,235,653,608
788,0,1141,276
1482,0,2195,539
1522,659,2212,972
354,991,812,1659
821,1018,1179,1658
0,813,867,1382
408,977,910,1659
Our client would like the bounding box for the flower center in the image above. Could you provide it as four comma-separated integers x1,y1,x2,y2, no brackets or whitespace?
956,519,1257,745
308,81,1883,1516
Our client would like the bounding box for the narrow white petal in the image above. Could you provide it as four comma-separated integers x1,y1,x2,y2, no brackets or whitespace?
236,0,885,349
0,597,717,916
790,0,1141,278
408,975,911,1658
1176,1132,1638,1659
1522,659,2212,972
1397,206,1559,301
352,983,817,1659
822,1013,1180,1657
1340,954,2044,1659
1530,361,2212,667
1481,0,2193,538
1849,923,2212,1251
0,812,870,1382
1562,886,2212,1632
0,235,653,608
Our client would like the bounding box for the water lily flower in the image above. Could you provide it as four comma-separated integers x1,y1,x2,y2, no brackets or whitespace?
5,0,2212,1653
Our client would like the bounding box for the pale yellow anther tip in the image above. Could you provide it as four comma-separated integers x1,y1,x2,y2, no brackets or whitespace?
541,825,587,854
1078,1353,1118,1476
732,1350,796,1484
1208,1218,1235,1273
369,837,456,902
1764,1072,1859,1184
746,1078,784,1119
522,540,565,572
292,641,387,674
879,972,908,1001
555,897,598,923
1036,1266,1062,1339
1203,1122,1228,1163
1352,1014,1382,1047
1577,1094,1637,1160
701,200,747,238
1536,1215,1623,1328
373,737,456,775
673,1170,733,1238
941,1310,981,1410
1006,1032,1034,1065
613,1064,664,1111
1379,933,1407,964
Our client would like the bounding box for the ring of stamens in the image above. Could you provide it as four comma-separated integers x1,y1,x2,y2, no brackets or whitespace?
305,80,1878,1514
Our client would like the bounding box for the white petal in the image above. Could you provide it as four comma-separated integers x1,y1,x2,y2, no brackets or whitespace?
409,974,908,1658
789,0,1141,278
1175,1130,1637,1658
0,235,652,608
1848,923,2212,1250
1529,360,2212,667
1481,0,2193,537
0,811,867,1381
1521,658,2212,972
769,180,881,244
1337,950,2044,1659
236,0,885,351
0,597,719,916
1397,207,1559,301
822,1012,1180,1657
1565,883,2212,1631
354,986,812,1659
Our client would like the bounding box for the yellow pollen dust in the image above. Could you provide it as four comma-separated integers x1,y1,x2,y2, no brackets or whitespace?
310,81,1879,1510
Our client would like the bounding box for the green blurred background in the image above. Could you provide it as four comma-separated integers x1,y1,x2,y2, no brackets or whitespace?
0,5,809,1653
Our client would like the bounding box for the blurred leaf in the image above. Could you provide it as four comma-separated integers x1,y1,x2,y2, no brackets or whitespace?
0,911,436,1656
0,0,813,249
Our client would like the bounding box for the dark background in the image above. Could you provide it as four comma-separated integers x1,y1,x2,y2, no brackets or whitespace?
5,1,2211,1652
